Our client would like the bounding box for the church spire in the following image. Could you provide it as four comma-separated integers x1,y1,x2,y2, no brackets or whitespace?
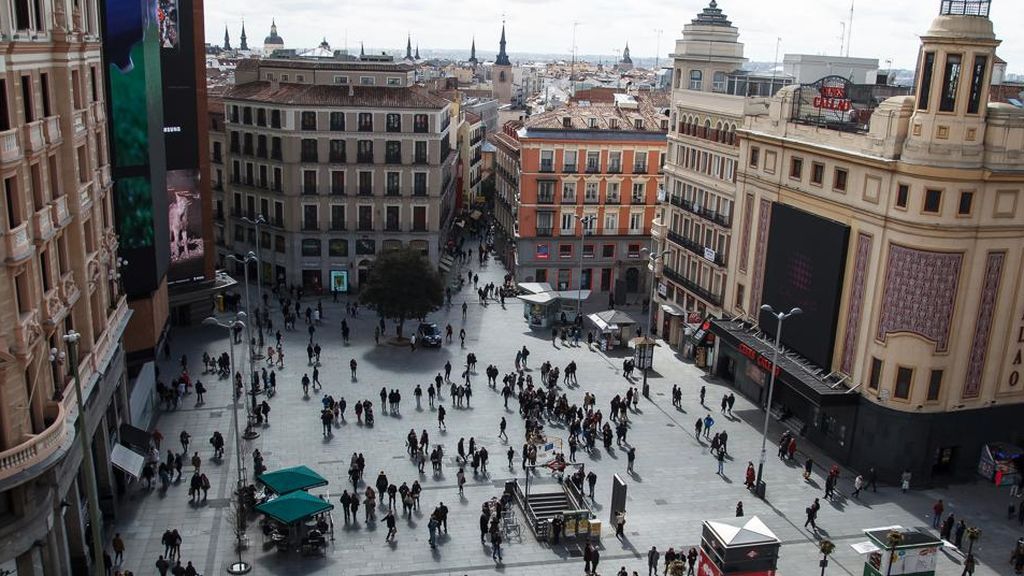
406,34,412,60
621,41,632,63
223,25,231,50
415,43,420,60
495,21,510,66
360,41,365,58
469,36,477,64
239,19,248,51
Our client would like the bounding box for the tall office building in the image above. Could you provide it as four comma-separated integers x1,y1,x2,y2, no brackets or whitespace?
0,1,134,574
213,56,458,293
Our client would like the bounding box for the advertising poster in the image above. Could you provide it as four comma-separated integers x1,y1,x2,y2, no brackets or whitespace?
167,170,205,284
330,270,349,294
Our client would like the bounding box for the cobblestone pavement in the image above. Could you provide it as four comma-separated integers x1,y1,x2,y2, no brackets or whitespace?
110,251,1022,576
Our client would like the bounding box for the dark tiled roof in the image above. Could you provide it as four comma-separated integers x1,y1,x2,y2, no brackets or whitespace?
222,81,451,109
488,132,520,154
238,57,415,73
464,111,481,123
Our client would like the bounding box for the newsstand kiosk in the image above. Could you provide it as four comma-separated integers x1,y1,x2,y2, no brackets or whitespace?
698,516,781,576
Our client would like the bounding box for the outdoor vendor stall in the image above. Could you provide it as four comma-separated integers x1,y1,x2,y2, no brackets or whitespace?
257,465,329,495
586,310,638,349
256,491,334,555
517,282,591,329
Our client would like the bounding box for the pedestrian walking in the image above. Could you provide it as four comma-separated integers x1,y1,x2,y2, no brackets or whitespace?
648,546,660,576
112,533,125,565
804,498,820,530
900,469,912,493
384,511,397,542
933,499,945,528
852,474,864,498
627,446,636,473
498,417,508,441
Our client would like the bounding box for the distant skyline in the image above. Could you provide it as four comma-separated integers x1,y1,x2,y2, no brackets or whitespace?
207,0,1023,75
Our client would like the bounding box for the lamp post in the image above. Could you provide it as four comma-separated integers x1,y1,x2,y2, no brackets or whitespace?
754,304,802,499
573,214,596,322
203,314,252,575
885,529,904,576
240,215,265,344
818,539,835,576
639,245,670,397
106,256,127,307
62,330,105,575
225,252,260,440
49,347,66,401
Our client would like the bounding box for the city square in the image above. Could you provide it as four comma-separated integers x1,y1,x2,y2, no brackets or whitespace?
108,252,1021,576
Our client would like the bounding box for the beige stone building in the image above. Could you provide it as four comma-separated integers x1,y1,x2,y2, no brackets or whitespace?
213,56,458,292
0,1,133,573
705,0,1024,482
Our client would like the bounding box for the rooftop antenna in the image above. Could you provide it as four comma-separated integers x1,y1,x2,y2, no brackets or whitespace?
838,22,846,57
846,0,855,57
570,21,580,98
770,37,781,96
654,28,663,70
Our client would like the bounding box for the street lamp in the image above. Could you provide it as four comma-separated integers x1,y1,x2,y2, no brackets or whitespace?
639,245,670,397
203,314,253,575
885,529,904,576
62,330,105,575
818,539,835,576
573,214,596,322
225,252,260,440
106,256,127,307
49,347,66,401
240,215,266,340
754,304,802,499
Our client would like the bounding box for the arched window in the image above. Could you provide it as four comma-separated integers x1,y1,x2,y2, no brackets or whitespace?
712,72,727,93
702,119,711,138
714,121,723,142
499,71,506,82
689,70,703,91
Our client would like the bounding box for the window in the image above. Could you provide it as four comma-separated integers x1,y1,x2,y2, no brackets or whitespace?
749,147,759,168
301,139,318,163
586,151,600,172
330,112,345,131
627,244,641,258
833,168,848,192
603,213,617,233
413,114,429,133
789,157,803,180
270,109,281,128
330,171,345,196
357,205,373,230
939,53,962,113
256,108,266,127
606,182,620,203
413,206,427,231
271,137,282,160
583,244,594,258
357,140,373,163
810,162,824,185
958,191,973,215
584,182,599,203
868,358,882,391
385,206,400,231
302,205,318,230
386,172,400,196
274,235,286,253
894,367,913,400
329,139,345,163
358,113,373,131
385,141,402,164
241,106,252,125
329,239,349,257
386,113,401,132
924,189,942,213
274,202,283,225
414,141,427,164
602,244,615,258
413,173,427,196
538,181,555,203
608,151,622,173
561,182,576,203
633,152,647,173
735,284,745,310
302,170,317,195
631,183,645,204
387,77,402,86
540,150,554,172
918,52,936,110
629,213,643,233
358,171,372,195
20,75,33,122
333,75,349,85
301,111,316,131
559,244,573,258
896,184,909,208
359,76,375,85
712,71,727,93
920,369,943,403
563,150,577,172
40,73,51,117
560,213,575,233
689,70,703,90
301,239,321,257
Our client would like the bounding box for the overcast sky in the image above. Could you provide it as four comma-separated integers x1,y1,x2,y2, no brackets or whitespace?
206,0,1022,74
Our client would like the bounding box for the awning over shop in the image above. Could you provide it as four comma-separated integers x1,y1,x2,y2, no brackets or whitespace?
710,317,858,407
660,303,686,317
111,444,146,479
438,256,454,273
255,491,334,525
518,293,558,305
588,309,638,331
517,282,554,295
257,465,329,495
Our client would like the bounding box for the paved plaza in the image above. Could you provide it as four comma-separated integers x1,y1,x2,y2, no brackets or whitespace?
111,254,1023,576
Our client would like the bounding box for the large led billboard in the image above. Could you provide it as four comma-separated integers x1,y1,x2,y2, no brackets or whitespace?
758,203,850,369
103,0,169,297
167,170,205,283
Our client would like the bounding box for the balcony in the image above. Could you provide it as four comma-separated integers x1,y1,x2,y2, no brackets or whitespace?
585,164,600,174
40,285,67,326
607,164,622,174
79,182,93,211
537,193,555,205
61,270,80,307
668,195,732,228
633,164,648,174
536,227,553,237
51,195,72,229
662,265,723,307
357,154,374,164
539,162,554,173
563,164,577,174
4,222,33,263
23,120,45,153
385,154,402,165
302,223,319,232
666,229,727,267
11,309,41,357
32,205,55,242
0,399,70,483
72,109,87,135
0,128,21,164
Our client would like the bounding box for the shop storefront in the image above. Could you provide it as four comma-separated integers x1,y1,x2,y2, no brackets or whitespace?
710,318,859,463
